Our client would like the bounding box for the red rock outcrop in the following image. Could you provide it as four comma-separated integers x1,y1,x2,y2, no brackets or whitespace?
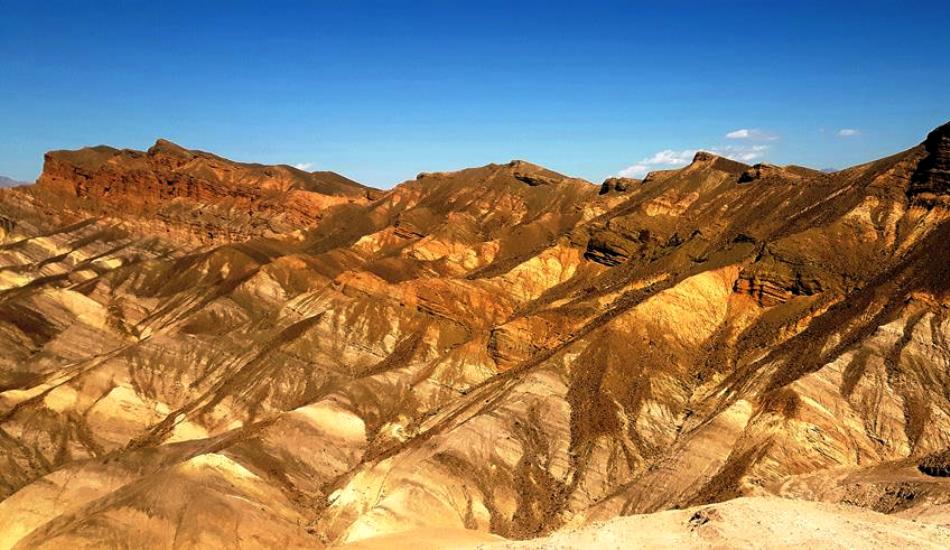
0,121,948,548
35,139,378,243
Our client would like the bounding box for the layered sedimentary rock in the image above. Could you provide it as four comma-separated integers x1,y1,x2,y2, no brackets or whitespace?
0,123,948,548
909,122,950,205
599,177,638,195
35,139,378,243
920,449,950,477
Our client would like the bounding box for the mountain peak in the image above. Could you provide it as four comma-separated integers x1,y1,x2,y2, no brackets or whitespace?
909,120,950,203
148,138,193,158
688,150,749,175
3,121,950,548
692,150,721,163
152,137,181,148
34,140,374,243
503,159,582,187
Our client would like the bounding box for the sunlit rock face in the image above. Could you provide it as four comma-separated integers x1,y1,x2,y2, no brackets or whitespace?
35,139,378,244
1,124,949,548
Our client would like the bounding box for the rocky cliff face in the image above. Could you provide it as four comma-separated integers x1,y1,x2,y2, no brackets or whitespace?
909,122,950,205
36,139,378,244
0,124,948,548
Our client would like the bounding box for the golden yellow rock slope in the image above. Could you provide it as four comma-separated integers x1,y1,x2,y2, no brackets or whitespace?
0,122,948,548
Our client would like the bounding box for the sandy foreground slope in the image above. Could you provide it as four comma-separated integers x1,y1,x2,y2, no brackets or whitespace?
338,497,950,550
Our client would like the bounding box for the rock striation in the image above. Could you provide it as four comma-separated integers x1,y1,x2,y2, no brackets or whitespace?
599,177,638,195
909,122,950,205
35,139,378,243
0,122,948,548
920,449,950,477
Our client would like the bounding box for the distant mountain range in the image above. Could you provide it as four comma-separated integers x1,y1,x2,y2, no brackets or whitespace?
0,175,28,187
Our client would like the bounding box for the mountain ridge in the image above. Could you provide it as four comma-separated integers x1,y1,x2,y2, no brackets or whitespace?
32,139,379,244
0,121,948,548
0,176,27,188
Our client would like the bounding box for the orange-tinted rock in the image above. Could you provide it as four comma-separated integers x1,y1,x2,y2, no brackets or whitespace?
0,121,949,548
35,139,378,243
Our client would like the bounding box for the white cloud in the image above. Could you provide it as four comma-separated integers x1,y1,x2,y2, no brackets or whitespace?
837,129,860,137
641,149,697,165
726,129,751,139
725,128,778,141
618,148,697,178
293,162,314,170
713,144,769,162
617,144,769,178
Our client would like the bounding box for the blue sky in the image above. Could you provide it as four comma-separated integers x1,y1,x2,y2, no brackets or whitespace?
1,1,948,187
